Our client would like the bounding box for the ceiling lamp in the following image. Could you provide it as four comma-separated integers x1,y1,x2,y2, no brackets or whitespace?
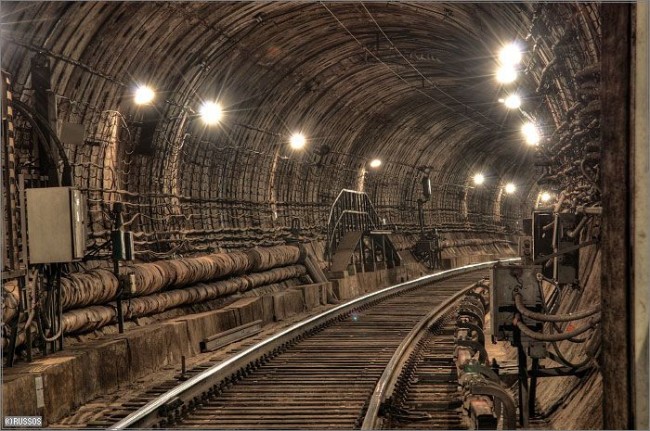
505,183,516,194
496,66,517,84
289,132,306,150
503,94,522,109
473,173,485,185
540,191,552,202
369,159,382,168
522,122,541,146
199,101,223,125
499,42,522,66
134,85,155,105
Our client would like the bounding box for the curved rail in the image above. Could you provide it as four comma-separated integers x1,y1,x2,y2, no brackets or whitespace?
360,282,479,429
112,259,518,429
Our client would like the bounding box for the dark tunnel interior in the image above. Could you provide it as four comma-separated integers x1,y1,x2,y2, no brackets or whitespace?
1,2,648,430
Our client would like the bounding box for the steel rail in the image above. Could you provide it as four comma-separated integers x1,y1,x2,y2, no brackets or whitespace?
360,281,480,429
111,258,518,429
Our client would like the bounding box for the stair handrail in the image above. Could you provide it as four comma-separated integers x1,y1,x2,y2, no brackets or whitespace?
326,189,389,264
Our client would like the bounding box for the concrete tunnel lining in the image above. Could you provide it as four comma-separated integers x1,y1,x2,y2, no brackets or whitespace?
2,1,646,430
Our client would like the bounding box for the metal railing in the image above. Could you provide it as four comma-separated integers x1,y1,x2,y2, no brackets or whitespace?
325,189,386,263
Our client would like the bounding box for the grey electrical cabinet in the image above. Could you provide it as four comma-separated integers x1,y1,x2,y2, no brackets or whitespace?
490,262,543,342
490,262,547,358
26,187,86,263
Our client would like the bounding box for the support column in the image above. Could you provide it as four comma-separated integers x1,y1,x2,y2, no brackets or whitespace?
633,3,649,430
600,4,634,429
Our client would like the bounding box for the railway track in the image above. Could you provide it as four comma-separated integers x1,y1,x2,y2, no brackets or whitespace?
93,261,512,429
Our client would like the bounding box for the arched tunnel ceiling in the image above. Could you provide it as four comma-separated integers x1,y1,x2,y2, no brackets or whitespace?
1,1,600,249
2,2,536,162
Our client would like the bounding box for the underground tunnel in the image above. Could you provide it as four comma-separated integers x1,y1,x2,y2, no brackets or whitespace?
1,1,648,430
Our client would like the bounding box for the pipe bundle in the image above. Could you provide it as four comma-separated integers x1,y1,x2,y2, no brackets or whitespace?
60,245,300,311
4,245,305,341
2,281,20,324
61,264,306,333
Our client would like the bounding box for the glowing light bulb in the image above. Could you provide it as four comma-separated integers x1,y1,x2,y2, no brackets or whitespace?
496,66,517,84
499,42,522,66
134,85,155,105
522,122,541,146
369,159,382,168
200,101,222,125
540,192,552,202
289,132,306,149
503,94,521,109
473,173,485,185
505,183,516,194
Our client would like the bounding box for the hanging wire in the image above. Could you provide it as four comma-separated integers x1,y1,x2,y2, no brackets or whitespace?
320,2,495,130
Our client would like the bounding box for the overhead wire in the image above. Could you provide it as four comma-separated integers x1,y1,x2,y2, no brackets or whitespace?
319,1,493,131
359,2,501,128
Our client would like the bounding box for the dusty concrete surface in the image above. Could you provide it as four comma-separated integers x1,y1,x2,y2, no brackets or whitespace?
2,263,421,425
3,238,513,426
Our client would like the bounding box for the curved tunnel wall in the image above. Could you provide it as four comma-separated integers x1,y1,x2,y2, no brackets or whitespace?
1,3,608,429
1,2,600,259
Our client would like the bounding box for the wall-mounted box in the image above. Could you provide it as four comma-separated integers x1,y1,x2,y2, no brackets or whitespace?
490,263,543,341
26,187,86,263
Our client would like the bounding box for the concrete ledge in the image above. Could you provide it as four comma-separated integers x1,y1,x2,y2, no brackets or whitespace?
331,276,360,300
293,284,322,309
172,309,238,356
2,371,37,417
272,290,305,321
2,265,422,425
224,297,265,326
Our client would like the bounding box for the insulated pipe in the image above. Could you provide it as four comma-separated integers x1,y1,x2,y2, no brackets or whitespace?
59,265,306,334
60,245,300,310
2,281,20,323
303,255,328,284
514,293,600,322
566,215,589,238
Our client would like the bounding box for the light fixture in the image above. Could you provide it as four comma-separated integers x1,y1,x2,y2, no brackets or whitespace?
503,94,521,109
199,101,223,125
498,42,522,66
134,85,155,105
521,121,541,146
369,159,382,168
289,132,306,150
505,183,516,194
540,191,552,202
473,173,485,185
496,66,517,84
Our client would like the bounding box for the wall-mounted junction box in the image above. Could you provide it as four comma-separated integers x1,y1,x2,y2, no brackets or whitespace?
553,213,579,284
26,187,86,263
531,210,580,284
490,262,546,357
532,210,554,279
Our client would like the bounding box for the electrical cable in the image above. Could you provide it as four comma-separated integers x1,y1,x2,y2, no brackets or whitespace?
13,99,72,185
37,266,64,343
360,2,500,128
319,2,493,130
547,341,597,369
514,293,600,322
513,314,599,342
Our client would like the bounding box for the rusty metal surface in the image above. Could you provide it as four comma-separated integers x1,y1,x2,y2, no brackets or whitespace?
106,261,509,429
361,281,479,429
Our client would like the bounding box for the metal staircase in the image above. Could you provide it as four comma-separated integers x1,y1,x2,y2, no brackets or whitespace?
325,189,401,272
